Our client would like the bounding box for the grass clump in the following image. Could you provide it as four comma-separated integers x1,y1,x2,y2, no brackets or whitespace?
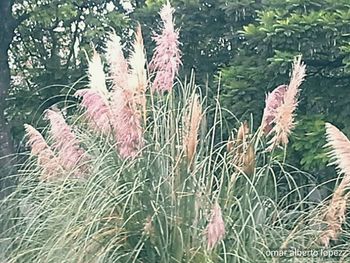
1,3,350,263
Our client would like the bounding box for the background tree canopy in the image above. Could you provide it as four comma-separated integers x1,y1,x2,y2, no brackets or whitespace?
1,0,350,190
8,0,129,141
219,0,350,176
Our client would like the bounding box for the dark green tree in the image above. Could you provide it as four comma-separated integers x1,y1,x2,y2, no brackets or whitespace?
9,0,129,140
220,0,350,174
0,0,130,195
0,0,28,196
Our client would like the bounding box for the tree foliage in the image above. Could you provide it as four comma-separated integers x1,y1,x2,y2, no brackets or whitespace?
219,0,350,172
6,0,350,175
8,0,129,142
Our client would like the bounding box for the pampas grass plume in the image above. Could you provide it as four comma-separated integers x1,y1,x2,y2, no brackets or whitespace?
319,123,350,246
183,94,202,169
88,49,109,99
75,89,113,135
24,124,62,181
268,56,306,149
106,32,129,91
206,202,225,250
150,1,181,93
45,109,89,175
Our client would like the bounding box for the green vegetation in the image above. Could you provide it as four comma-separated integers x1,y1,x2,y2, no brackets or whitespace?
1,55,346,262
220,0,350,174
1,1,350,262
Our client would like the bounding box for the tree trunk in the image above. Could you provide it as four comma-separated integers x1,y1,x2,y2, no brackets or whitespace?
0,0,17,197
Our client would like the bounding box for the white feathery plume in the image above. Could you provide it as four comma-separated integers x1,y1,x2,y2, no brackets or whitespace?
88,49,109,100
325,123,350,178
106,31,129,91
284,56,306,109
129,24,147,93
129,24,148,123
319,123,350,246
268,56,306,149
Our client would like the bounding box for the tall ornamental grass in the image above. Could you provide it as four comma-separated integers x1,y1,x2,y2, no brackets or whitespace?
1,3,350,263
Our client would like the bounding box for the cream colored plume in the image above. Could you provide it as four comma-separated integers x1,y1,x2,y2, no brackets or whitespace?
268,56,306,149
319,123,350,246
106,31,129,91
183,94,202,170
284,56,306,108
129,25,147,93
227,122,255,175
129,25,147,123
88,49,109,100
325,123,350,177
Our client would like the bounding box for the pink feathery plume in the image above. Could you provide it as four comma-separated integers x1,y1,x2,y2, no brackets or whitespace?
45,109,89,175
111,88,143,159
206,202,225,250
75,89,113,135
106,29,144,159
106,32,129,91
24,124,62,181
261,85,287,135
149,1,181,93
268,56,306,149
